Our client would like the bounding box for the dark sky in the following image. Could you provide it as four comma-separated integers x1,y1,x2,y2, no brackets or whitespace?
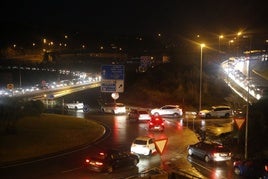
0,0,267,39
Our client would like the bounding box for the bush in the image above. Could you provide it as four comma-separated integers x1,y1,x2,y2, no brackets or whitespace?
23,100,45,116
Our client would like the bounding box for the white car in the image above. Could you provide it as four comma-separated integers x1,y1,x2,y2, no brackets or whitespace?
130,136,156,156
150,105,183,117
198,105,233,118
64,102,84,110
101,102,126,114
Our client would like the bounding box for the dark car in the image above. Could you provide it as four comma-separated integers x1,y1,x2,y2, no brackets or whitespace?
233,158,268,178
85,149,139,173
148,115,165,131
187,142,232,162
128,109,151,122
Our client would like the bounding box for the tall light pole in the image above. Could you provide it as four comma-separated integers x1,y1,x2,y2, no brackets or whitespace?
237,31,242,55
199,43,205,113
245,58,250,160
218,35,224,53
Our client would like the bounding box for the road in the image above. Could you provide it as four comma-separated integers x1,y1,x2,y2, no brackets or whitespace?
0,108,243,178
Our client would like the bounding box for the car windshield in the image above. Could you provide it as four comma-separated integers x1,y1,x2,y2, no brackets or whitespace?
134,139,147,145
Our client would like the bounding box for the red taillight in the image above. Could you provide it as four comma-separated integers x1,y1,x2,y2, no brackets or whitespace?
265,164,268,171
85,159,90,163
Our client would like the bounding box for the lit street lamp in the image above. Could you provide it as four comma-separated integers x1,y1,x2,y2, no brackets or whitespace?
199,43,205,113
237,31,242,55
218,35,224,53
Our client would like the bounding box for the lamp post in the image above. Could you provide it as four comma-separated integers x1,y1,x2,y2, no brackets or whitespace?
199,43,205,113
245,59,250,160
218,35,224,53
237,31,242,55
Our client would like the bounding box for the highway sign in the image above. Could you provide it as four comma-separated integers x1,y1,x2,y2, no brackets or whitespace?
101,65,125,93
101,65,124,80
101,80,116,93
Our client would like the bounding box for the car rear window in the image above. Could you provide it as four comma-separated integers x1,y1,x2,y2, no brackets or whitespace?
134,139,147,145
214,145,230,152
139,111,148,114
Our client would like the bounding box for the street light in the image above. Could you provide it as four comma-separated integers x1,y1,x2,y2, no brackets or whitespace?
218,35,224,53
237,31,242,55
199,43,205,113
245,58,250,160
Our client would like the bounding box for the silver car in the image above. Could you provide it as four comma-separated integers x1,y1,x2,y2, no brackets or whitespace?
150,105,183,117
101,103,126,114
188,142,232,162
198,105,233,118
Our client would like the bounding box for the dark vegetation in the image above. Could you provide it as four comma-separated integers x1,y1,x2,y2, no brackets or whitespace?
0,98,44,134
121,52,237,111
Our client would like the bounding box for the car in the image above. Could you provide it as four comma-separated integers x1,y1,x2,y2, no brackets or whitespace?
101,102,126,114
150,105,183,117
148,115,165,131
64,101,84,110
187,141,232,162
130,136,157,156
128,109,151,122
233,158,268,178
85,149,139,173
198,105,233,118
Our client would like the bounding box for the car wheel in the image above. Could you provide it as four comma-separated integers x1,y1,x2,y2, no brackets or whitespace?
173,113,179,117
204,155,210,162
107,166,113,173
75,106,78,110
225,113,230,118
234,167,241,175
154,112,159,116
206,114,211,118
188,148,193,156
149,150,152,156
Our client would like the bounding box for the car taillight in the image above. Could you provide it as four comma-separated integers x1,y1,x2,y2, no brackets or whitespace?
85,159,90,163
265,164,268,171
95,161,104,166
213,153,220,157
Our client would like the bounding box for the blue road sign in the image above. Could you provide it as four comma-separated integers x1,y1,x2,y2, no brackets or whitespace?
101,65,125,80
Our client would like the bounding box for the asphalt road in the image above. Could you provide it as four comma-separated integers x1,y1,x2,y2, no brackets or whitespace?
0,108,241,179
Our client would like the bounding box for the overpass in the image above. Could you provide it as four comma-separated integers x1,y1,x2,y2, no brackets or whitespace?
221,53,268,103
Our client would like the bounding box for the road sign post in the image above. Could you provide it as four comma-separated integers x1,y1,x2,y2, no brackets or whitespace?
101,65,125,93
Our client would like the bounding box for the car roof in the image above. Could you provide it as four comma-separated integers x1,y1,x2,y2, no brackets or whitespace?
134,136,153,141
164,104,180,107
212,105,231,108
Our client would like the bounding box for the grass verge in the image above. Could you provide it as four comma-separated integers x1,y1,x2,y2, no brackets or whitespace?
0,113,105,163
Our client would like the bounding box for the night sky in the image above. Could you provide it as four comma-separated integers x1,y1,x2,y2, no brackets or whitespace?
0,0,267,41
